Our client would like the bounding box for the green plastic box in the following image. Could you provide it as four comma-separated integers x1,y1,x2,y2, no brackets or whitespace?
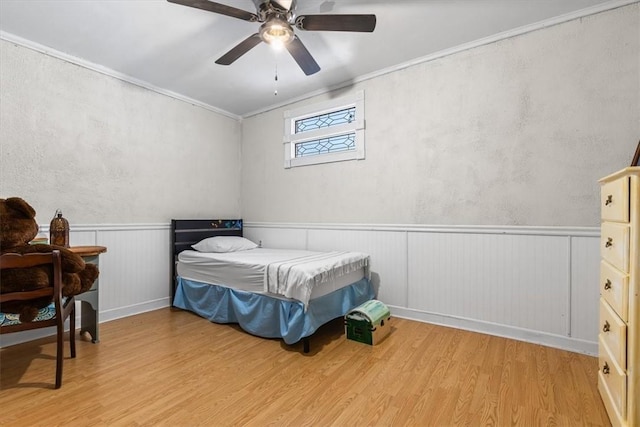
345,300,391,345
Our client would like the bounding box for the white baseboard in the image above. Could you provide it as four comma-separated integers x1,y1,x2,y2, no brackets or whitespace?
389,305,598,356
0,298,171,348
99,298,171,324
0,327,58,348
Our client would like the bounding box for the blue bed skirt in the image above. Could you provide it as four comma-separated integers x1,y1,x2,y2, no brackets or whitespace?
173,277,374,345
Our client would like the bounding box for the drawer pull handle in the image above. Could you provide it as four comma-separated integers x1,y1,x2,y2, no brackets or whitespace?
605,195,613,206
602,362,610,375
604,279,612,290
603,321,610,333
605,238,613,248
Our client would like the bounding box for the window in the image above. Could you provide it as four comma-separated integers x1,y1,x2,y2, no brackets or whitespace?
283,91,365,168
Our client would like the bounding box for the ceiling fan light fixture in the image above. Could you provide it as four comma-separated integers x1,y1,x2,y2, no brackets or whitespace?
260,17,294,47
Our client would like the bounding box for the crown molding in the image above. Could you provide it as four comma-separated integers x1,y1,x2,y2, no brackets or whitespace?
0,31,241,122
1,0,635,121
242,0,638,118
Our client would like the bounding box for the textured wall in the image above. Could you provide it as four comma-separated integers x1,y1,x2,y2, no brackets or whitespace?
0,40,241,225
241,4,640,227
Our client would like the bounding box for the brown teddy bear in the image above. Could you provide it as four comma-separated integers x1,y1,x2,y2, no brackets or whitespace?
0,197,99,322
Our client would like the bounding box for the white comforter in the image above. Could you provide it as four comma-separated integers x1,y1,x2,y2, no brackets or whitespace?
264,251,369,309
177,248,369,308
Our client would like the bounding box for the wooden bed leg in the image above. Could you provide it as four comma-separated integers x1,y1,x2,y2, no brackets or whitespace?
303,337,310,353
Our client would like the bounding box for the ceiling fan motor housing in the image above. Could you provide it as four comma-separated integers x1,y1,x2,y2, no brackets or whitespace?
256,0,296,22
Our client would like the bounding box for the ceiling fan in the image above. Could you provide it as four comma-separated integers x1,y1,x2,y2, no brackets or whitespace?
167,0,376,75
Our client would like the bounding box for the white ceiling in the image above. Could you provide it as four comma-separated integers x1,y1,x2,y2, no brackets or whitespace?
0,0,623,117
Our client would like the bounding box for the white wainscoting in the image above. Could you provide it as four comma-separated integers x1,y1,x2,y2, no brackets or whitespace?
0,224,171,348
244,222,601,355
2,222,600,355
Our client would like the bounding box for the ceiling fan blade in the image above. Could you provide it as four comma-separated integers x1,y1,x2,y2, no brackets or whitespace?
295,14,376,32
215,34,263,65
285,36,320,76
167,0,258,22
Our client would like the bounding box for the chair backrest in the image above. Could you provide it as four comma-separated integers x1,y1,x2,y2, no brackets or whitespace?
0,250,63,332
0,250,76,389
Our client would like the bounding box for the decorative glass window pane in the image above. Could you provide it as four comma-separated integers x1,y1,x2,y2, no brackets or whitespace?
295,107,356,134
284,91,364,168
295,133,356,157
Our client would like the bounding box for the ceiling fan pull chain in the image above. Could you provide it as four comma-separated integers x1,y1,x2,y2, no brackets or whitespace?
274,62,279,96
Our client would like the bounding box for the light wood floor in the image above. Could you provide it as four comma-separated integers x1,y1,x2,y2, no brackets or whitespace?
1,308,610,426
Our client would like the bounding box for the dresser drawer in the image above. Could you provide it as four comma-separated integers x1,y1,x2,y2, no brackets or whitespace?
598,335,627,419
601,176,629,222
601,222,630,273
600,260,629,322
599,373,625,427
599,298,627,369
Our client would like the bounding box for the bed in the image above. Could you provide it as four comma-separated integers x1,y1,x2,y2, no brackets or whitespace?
170,219,374,352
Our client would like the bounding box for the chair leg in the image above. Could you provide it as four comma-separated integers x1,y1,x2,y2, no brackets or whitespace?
55,322,63,389
70,304,76,358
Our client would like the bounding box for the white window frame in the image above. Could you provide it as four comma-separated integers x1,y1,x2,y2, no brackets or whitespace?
283,90,365,168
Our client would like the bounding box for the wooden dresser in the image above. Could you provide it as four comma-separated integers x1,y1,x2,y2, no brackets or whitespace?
598,167,640,426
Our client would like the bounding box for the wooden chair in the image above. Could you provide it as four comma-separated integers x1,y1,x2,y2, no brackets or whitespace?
0,250,76,389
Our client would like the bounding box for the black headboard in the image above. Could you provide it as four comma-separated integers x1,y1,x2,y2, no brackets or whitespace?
170,219,243,302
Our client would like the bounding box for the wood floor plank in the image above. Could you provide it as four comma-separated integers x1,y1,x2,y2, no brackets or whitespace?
0,308,610,426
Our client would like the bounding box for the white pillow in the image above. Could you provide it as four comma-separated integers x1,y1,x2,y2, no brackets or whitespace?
191,236,258,253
